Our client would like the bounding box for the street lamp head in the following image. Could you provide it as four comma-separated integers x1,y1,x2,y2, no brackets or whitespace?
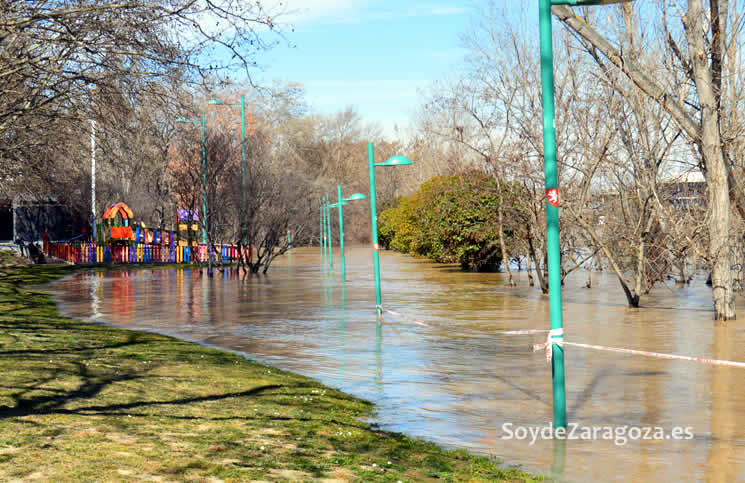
344,193,366,202
554,0,632,4
376,155,413,167
209,98,240,106
331,200,356,208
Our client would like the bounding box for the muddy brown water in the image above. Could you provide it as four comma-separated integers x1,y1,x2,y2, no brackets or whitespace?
45,247,745,482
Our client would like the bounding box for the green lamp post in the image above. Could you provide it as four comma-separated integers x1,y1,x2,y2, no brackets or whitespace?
553,0,629,3
366,142,412,314
320,199,326,261
318,202,323,256
208,96,246,236
175,115,207,244
325,186,366,281
326,194,334,270
324,195,330,264
540,0,633,429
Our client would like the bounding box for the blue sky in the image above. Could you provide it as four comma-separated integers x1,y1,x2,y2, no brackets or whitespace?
251,1,479,138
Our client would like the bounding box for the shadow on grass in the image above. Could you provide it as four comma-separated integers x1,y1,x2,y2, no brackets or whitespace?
0,377,283,420
0,337,150,357
0,360,149,418
0,307,354,431
0,269,292,424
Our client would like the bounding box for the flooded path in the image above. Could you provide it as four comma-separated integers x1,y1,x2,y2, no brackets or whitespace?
46,247,745,482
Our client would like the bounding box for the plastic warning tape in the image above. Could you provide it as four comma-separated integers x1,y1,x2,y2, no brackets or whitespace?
377,306,550,337
534,337,745,369
378,305,745,370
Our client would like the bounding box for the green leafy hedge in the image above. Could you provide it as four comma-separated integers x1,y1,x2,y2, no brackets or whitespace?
379,173,519,271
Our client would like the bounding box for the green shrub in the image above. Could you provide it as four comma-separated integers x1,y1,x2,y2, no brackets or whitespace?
379,172,522,271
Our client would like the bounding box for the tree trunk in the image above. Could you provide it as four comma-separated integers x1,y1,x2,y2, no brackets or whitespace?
706,156,736,319
731,246,744,291
673,258,689,285
619,277,641,308
527,225,548,294
239,242,251,275
207,241,213,278
686,0,735,320
498,205,516,286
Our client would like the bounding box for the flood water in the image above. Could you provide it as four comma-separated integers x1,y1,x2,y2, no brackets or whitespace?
45,247,745,482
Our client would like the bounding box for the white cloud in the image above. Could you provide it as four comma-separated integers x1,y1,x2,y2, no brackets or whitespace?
266,0,368,26
267,1,469,27
303,79,427,89
430,7,467,16
302,79,422,117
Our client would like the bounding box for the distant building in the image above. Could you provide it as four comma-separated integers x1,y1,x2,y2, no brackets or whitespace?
580,170,706,228
662,170,706,208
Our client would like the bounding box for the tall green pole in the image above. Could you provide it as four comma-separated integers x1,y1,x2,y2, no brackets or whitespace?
200,113,207,244
337,185,347,281
322,196,327,263
320,201,324,259
208,96,247,244
367,142,382,314
326,194,333,269
324,195,329,264
240,95,246,243
539,0,567,429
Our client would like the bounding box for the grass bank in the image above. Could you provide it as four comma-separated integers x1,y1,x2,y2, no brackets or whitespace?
0,252,542,482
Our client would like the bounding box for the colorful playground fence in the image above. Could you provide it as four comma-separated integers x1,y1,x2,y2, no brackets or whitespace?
46,241,241,265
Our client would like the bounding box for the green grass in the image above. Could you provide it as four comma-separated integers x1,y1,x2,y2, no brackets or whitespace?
0,256,544,482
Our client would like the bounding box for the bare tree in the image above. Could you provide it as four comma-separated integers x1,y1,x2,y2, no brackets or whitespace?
0,0,283,203
552,1,745,319
236,128,312,274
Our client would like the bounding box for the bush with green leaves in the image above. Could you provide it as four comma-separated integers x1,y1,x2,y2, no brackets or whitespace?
379,173,520,271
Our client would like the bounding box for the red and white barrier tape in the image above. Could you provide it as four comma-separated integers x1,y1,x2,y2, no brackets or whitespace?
533,328,564,362
534,337,745,369
377,305,550,337
379,305,745,370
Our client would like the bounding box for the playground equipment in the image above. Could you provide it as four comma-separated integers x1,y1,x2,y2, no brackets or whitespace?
177,209,200,247
102,202,134,241
46,202,239,265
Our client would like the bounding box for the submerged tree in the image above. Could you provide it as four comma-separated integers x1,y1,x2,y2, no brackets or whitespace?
234,128,313,274
553,1,745,319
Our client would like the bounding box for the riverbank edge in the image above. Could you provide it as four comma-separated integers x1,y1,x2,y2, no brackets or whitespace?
0,258,545,482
